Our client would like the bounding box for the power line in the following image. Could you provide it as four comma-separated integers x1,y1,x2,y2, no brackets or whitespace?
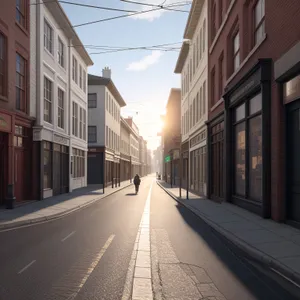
120,0,190,13
89,47,179,55
30,0,140,13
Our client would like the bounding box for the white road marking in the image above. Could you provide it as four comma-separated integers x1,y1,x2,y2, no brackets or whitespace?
66,234,115,300
61,231,76,242
18,260,36,274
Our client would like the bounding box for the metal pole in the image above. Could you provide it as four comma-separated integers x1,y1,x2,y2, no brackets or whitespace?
179,152,182,198
102,152,105,194
186,156,189,200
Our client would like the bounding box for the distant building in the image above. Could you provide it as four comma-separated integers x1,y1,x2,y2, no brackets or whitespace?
30,0,93,199
139,137,147,177
120,117,131,182
124,117,140,177
161,88,181,186
87,69,126,186
174,0,208,195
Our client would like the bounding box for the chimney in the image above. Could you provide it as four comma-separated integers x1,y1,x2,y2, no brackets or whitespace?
102,67,111,79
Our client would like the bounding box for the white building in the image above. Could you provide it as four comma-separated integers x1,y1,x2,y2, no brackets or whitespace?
87,69,126,186
30,0,93,199
174,0,208,196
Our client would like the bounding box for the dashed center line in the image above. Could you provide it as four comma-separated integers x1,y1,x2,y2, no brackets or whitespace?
18,260,36,274
61,231,76,242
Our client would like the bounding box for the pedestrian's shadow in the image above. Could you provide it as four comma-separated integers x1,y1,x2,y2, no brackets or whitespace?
125,193,137,196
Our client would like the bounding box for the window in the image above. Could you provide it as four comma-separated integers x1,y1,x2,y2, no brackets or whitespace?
16,53,26,112
88,126,97,143
83,70,86,92
211,68,215,105
202,19,206,53
72,102,78,136
212,2,217,40
203,80,206,115
235,121,246,196
254,0,265,44
200,86,203,118
79,65,83,89
88,93,97,108
58,38,64,68
16,0,26,28
57,88,64,128
72,148,85,178
233,32,240,71
83,109,86,141
14,125,25,148
0,33,7,96
44,141,52,189
44,20,53,54
219,53,224,98
79,107,84,139
72,56,78,83
44,77,52,123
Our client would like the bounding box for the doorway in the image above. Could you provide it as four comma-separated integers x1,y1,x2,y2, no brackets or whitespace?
287,100,300,224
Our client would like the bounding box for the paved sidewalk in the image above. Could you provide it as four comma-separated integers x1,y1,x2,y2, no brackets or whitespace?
0,180,133,230
157,180,300,287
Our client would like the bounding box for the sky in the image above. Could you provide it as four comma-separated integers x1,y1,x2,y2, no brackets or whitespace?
61,0,190,150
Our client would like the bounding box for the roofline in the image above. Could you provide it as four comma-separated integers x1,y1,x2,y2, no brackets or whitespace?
44,0,93,66
174,41,190,74
183,0,205,40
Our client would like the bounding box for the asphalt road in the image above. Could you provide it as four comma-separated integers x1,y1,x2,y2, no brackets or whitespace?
0,176,296,300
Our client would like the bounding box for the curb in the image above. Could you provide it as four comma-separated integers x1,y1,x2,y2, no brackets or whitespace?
156,180,300,287
0,183,133,231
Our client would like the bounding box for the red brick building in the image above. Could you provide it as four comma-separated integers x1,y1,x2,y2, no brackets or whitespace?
0,0,33,207
207,0,300,226
162,88,181,186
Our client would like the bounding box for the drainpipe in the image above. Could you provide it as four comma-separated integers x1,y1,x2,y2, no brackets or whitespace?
68,39,72,193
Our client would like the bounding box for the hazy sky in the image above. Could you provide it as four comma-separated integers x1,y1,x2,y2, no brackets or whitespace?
61,0,190,149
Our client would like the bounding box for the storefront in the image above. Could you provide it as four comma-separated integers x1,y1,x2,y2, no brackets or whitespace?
120,153,131,182
181,141,189,189
189,129,207,196
87,147,104,185
282,73,300,227
223,59,272,217
207,113,224,202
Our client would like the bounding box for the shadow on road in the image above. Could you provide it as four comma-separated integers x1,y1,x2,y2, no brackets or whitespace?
174,203,298,300
125,193,137,196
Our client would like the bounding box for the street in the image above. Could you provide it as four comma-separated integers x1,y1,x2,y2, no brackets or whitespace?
0,176,297,300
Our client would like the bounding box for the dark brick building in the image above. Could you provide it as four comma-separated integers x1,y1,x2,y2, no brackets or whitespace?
207,0,300,226
0,0,33,207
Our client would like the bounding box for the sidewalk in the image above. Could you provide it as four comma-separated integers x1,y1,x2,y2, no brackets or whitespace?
0,180,133,230
157,180,300,286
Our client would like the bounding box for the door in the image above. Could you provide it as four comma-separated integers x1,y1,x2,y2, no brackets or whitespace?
287,101,300,223
53,145,69,196
0,133,8,205
87,152,103,184
15,148,26,202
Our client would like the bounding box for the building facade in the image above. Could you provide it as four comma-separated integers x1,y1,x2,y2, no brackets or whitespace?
120,117,131,182
175,0,208,195
208,0,300,226
30,0,93,199
87,70,126,187
0,0,33,207
124,117,140,177
162,88,181,186
139,137,147,177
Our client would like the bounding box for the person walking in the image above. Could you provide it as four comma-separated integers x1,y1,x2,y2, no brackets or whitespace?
133,174,141,194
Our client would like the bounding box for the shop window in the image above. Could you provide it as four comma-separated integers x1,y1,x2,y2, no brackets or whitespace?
234,122,246,196
72,148,85,178
16,53,26,112
250,93,262,114
0,32,7,97
235,103,245,121
254,0,265,45
44,142,52,189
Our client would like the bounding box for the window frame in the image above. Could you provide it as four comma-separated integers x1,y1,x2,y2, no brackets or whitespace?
16,0,27,29
16,53,26,112
44,20,53,54
254,0,265,45
57,88,64,129
58,37,65,68
44,77,52,123
233,31,240,72
79,65,83,89
0,32,7,97
72,56,78,83
88,126,97,143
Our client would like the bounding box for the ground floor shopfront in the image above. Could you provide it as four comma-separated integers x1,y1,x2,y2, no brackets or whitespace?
189,128,207,196
222,59,272,217
33,128,87,199
0,110,33,207
275,43,300,227
120,154,131,182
